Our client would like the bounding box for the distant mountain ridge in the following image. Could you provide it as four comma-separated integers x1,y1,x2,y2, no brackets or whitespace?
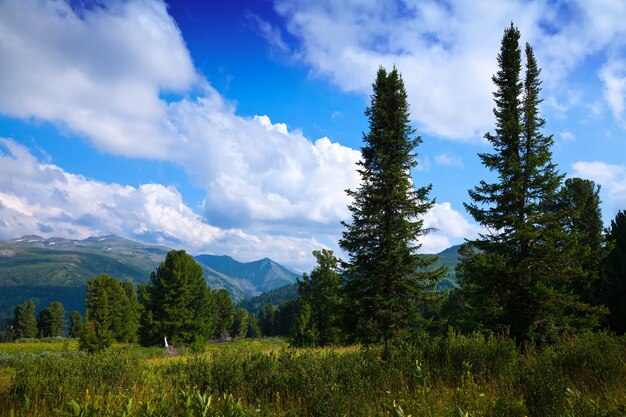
0,234,300,317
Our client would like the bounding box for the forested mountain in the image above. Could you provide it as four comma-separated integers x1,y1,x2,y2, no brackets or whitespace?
0,235,299,317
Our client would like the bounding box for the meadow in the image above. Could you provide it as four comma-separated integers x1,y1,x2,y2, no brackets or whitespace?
1,332,625,417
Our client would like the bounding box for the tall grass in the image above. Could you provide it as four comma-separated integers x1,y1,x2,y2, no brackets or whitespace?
0,333,624,416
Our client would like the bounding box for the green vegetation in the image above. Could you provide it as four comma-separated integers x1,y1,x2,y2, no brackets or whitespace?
340,66,445,347
1,333,625,416
140,250,215,346
458,24,604,344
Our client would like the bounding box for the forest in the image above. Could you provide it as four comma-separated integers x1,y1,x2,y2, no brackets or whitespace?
0,23,625,417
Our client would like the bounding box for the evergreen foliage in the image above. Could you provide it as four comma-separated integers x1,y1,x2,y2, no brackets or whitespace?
258,304,278,336
80,282,113,352
213,288,234,339
37,301,66,337
459,24,602,344
340,66,444,346
12,300,37,339
141,250,215,345
69,310,83,338
601,210,626,334
230,307,249,338
292,249,342,346
84,274,137,343
558,178,605,304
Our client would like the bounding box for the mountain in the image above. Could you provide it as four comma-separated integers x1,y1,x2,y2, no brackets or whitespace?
195,255,300,298
0,235,299,318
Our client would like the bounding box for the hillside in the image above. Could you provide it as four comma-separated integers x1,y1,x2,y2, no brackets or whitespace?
0,235,299,318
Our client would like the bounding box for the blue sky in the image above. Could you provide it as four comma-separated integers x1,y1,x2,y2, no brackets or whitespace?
1,0,625,271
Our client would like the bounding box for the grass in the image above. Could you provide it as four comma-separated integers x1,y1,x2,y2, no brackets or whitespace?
0,333,625,416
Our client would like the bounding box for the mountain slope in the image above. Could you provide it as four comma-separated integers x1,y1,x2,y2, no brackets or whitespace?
195,254,300,297
0,235,300,317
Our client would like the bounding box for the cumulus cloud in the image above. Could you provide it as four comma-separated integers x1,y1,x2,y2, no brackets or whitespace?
571,161,626,216
273,0,626,139
0,138,327,270
600,58,626,121
420,202,481,253
0,0,196,158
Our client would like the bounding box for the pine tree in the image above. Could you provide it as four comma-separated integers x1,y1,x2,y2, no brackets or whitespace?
12,300,37,339
213,288,234,339
69,310,83,338
142,250,215,346
293,249,341,346
558,178,605,303
340,66,444,346
85,275,136,342
230,307,250,338
80,283,113,352
37,301,66,337
121,281,140,343
601,210,626,334
459,24,601,343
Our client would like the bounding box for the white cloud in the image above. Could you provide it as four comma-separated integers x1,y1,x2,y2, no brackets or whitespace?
246,12,290,52
0,0,195,158
419,202,481,253
434,152,463,168
0,138,325,270
559,130,576,142
600,58,626,121
571,161,626,215
273,0,626,139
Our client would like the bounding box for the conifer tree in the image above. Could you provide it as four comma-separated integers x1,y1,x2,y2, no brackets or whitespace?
340,66,444,346
69,310,83,338
12,300,37,339
80,283,113,352
459,24,601,343
558,178,605,303
85,275,136,342
37,301,66,337
601,210,626,334
142,250,214,345
213,288,234,339
293,249,341,346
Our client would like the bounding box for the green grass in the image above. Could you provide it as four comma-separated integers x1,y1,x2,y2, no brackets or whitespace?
1,333,625,416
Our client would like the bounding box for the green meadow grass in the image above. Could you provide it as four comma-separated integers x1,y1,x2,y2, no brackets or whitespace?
0,333,625,416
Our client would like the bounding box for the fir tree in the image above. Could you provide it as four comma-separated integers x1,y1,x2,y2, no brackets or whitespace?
142,250,214,346
293,249,341,346
601,210,626,334
12,300,37,339
213,288,234,339
230,307,250,338
340,66,444,346
80,283,113,352
69,310,83,338
37,301,66,337
558,178,605,304
85,275,136,342
459,24,601,343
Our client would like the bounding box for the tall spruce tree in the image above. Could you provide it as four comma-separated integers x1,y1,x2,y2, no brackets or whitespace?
69,310,83,338
340,66,444,346
601,210,626,334
459,24,601,343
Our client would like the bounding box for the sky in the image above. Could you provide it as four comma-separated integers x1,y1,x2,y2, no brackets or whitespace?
0,0,625,271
